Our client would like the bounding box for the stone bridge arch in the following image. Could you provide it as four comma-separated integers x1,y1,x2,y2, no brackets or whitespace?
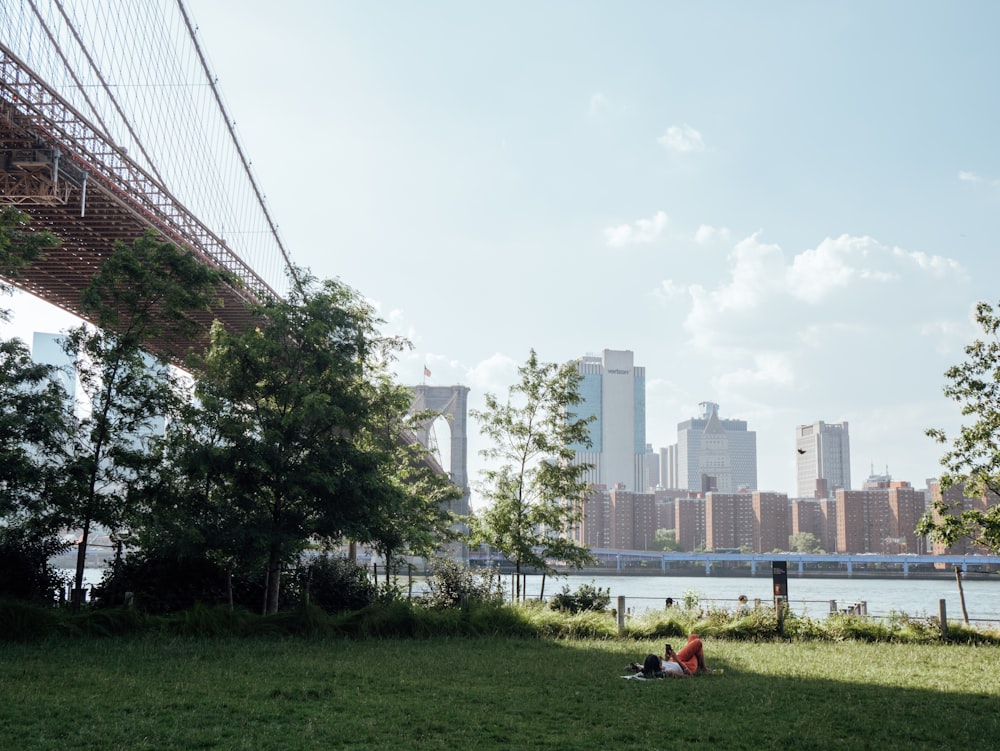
410,384,470,560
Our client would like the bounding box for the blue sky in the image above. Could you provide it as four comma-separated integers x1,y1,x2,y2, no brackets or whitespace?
5,1,1000,499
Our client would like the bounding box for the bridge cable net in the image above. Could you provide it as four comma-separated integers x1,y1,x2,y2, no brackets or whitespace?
0,0,294,305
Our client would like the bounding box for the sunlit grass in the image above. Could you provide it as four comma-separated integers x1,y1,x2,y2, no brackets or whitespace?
2,636,998,750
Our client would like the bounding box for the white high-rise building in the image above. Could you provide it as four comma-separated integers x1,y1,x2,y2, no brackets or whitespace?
572,349,646,491
796,421,851,498
674,402,757,493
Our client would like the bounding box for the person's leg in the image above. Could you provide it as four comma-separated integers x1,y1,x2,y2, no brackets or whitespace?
675,636,703,674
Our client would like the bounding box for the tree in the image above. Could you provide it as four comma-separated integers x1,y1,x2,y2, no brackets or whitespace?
0,206,61,320
170,271,418,613
789,531,824,554
918,301,1000,554
469,350,596,599
59,231,231,600
652,528,682,552
357,379,463,586
0,337,70,523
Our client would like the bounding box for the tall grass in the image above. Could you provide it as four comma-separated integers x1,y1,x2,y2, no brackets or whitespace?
3,597,999,644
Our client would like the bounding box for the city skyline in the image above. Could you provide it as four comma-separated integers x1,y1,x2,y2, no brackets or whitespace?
4,2,1000,503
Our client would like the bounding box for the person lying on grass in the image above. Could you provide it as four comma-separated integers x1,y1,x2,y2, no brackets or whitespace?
627,634,713,678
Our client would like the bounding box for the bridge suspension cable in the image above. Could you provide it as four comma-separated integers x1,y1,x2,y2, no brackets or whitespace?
1,0,295,299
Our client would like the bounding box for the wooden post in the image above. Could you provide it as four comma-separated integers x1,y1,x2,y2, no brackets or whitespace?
617,595,626,635
775,595,785,632
938,599,948,638
954,566,970,625
829,599,837,615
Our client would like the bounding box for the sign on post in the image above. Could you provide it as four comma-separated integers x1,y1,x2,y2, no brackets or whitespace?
772,560,788,630
771,560,788,598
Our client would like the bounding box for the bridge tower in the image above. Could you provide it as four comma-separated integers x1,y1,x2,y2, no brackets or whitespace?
410,384,470,561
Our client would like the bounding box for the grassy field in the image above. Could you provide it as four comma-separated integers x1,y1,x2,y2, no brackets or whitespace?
2,635,999,751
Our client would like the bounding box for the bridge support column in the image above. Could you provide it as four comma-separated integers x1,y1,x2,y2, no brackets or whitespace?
750,559,756,576
616,554,621,572
798,560,804,576
846,561,853,577
903,561,909,577
705,559,711,575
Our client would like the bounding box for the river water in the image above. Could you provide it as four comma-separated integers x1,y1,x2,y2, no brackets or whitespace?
521,573,1000,625
77,567,1000,625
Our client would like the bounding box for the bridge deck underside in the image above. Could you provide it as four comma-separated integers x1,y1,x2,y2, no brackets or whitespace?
1,114,261,364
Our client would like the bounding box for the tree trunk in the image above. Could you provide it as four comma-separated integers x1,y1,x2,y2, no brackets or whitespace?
265,549,282,614
72,517,91,609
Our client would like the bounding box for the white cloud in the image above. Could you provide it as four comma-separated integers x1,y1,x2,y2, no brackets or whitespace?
603,210,668,248
958,170,982,183
657,124,705,153
675,232,969,369
693,224,731,245
464,352,518,394
652,278,687,303
588,92,608,116
892,247,966,278
715,352,796,391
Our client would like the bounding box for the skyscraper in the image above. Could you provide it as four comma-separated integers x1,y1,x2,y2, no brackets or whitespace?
674,402,757,493
796,421,851,498
572,349,646,491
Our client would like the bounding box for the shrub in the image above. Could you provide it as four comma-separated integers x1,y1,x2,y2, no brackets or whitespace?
0,599,59,641
423,558,505,609
291,555,378,614
92,549,264,614
549,582,610,614
0,526,70,603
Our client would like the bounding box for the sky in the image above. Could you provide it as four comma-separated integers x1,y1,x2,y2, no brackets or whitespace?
4,1,1000,501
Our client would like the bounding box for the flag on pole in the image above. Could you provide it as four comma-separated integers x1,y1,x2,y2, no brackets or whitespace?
424,366,431,378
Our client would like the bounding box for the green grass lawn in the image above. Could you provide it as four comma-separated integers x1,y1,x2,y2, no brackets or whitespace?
2,636,998,751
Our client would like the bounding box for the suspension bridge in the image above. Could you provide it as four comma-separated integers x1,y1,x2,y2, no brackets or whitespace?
0,1,296,358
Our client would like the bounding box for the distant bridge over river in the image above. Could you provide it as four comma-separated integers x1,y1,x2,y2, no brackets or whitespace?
469,549,1000,578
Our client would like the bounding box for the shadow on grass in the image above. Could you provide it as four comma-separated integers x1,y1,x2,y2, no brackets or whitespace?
1,635,995,751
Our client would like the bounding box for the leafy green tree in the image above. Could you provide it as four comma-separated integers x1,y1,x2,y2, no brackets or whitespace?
0,206,61,319
652,528,683,552
469,350,595,599
0,338,70,523
920,300,1000,553
1,208,66,503
171,272,416,614
59,231,230,600
789,531,824,554
359,382,463,587
0,339,73,602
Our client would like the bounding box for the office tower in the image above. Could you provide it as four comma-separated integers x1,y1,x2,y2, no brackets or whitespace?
704,492,754,551
835,476,916,554
754,492,791,553
643,443,660,490
574,487,611,549
660,445,677,488
887,485,928,554
32,332,74,399
573,485,657,550
572,349,646,491
675,402,757,493
675,497,706,552
926,480,995,556
796,421,851,498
